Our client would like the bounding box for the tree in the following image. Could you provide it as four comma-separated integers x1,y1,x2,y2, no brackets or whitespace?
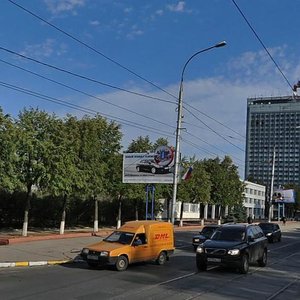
0,108,20,192
178,158,211,225
42,115,82,234
203,156,244,218
15,108,58,236
126,136,152,153
77,115,122,231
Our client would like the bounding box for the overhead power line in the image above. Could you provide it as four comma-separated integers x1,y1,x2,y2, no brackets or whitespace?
0,79,237,160
0,46,175,105
231,0,294,91
0,80,175,137
184,106,245,153
0,45,245,154
0,58,175,130
7,0,246,148
7,0,176,100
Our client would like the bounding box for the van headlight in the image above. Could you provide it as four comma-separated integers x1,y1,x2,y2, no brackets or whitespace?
100,251,109,256
228,249,240,255
81,248,89,255
196,246,204,254
266,233,272,236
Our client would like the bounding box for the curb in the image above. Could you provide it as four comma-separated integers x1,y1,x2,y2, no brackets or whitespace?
0,259,72,268
0,231,113,246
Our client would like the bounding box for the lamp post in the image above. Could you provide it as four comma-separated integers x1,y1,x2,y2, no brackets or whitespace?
170,41,227,224
268,146,275,222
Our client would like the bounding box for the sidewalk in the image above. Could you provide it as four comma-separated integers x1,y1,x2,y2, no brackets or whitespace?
0,221,298,268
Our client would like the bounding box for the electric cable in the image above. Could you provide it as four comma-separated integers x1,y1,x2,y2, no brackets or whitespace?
0,58,175,130
6,0,246,147
231,0,294,91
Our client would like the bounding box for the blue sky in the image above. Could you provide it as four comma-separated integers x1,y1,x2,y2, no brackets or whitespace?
1,0,300,178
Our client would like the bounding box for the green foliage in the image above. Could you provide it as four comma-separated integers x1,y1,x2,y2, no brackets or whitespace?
223,205,247,223
203,156,244,206
0,109,20,191
0,108,245,228
178,160,211,204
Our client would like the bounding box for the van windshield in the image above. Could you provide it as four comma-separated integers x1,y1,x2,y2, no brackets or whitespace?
104,231,134,245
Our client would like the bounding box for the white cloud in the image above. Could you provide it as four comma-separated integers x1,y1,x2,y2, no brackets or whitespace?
20,39,67,59
124,7,133,13
126,25,144,39
44,0,85,14
167,1,185,13
89,20,100,26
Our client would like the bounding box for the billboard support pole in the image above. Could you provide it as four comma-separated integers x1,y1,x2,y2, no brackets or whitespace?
145,185,149,220
151,185,155,220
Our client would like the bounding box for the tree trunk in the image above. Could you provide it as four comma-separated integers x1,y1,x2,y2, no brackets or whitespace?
22,184,32,237
179,201,184,227
94,196,98,233
60,194,67,235
117,195,122,229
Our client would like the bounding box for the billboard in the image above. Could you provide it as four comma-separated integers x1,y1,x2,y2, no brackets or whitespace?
123,146,175,184
273,189,295,204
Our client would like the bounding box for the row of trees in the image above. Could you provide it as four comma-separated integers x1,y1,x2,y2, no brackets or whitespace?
0,107,245,235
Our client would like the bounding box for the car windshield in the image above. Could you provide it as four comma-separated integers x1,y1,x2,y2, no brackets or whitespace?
103,231,134,245
259,223,273,230
211,227,245,242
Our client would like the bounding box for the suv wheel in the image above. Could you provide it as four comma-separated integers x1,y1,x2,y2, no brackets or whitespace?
151,167,156,174
239,254,249,274
196,257,207,271
258,249,267,267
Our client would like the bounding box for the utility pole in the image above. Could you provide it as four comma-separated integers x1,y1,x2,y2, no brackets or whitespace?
268,147,275,222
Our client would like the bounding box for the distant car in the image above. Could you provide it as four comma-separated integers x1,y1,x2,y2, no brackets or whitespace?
192,225,220,251
136,159,171,174
196,224,268,274
258,222,281,243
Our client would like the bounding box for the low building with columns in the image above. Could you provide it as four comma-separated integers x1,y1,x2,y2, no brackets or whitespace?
156,180,266,221
242,180,266,219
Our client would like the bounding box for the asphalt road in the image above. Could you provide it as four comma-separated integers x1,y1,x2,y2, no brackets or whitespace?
0,229,299,300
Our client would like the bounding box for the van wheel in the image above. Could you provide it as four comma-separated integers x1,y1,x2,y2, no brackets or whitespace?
239,254,249,274
258,249,267,267
115,255,128,271
136,166,140,172
156,252,167,265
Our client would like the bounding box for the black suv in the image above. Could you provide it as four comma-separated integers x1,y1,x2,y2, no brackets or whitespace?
192,225,220,251
196,224,268,274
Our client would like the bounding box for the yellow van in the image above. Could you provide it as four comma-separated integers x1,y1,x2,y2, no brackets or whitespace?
81,220,175,271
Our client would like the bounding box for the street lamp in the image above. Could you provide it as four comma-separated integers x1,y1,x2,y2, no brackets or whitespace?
268,146,275,222
170,41,227,224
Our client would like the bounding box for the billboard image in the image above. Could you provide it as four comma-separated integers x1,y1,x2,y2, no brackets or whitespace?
123,146,175,184
273,189,295,203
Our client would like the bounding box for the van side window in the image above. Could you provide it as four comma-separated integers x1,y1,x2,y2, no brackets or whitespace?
135,233,147,245
140,233,147,244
